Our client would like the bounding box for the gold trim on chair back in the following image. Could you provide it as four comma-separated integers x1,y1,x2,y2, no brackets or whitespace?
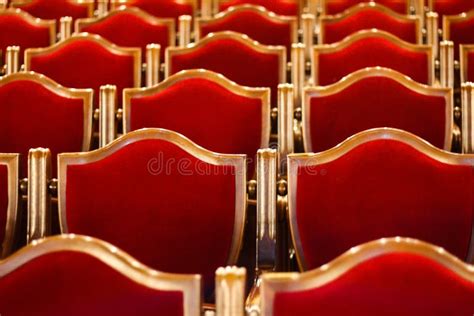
0,154,19,258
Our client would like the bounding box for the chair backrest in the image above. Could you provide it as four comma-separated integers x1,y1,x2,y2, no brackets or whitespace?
288,128,474,270
443,10,474,58
109,0,196,20
0,154,18,258
429,0,474,16
0,72,92,177
319,3,422,44
25,33,141,107
123,69,270,179
312,29,434,85
196,5,297,56
460,44,474,83
166,31,286,108
10,0,94,21
260,238,474,316
57,128,246,297
0,234,201,316
303,67,453,152
76,7,175,62
0,9,55,65
217,0,299,16
321,0,412,15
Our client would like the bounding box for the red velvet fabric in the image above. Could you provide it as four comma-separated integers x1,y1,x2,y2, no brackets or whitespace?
449,16,474,58
273,253,474,316
14,0,90,21
80,10,171,61
308,77,447,152
295,140,473,268
325,0,407,14
0,12,52,64
119,0,193,20
200,10,293,55
316,36,430,85
0,79,85,177
218,0,299,16
28,38,137,107
129,78,262,178
0,165,8,250
64,139,237,296
169,38,282,107
432,0,474,16
321,8,418,44
467,51,474,82
0,251,184,315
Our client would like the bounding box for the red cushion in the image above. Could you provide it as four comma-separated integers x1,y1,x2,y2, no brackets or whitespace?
169,36,283,107
325,0,407,14
0,77,88,177
467,50,474,82
293,139,473,269
118,0,194,20
199,9,293,55
0,165,8,251
0,11,53,64
128,77,265,178
218,0,298,16
273,253,474,316
63,139,238,296
307,76,448,152
0,251,184,315
315,35,430,85
448,15,474,58
321,7,418,44
12,0,90,21
28,36,138,108
79,10,172,62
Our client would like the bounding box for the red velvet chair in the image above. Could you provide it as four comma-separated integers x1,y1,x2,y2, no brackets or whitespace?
195,5,297,56
303,67,453,152
260,238,474,316
166,31,286,108
429,0,474,17
24,33,141,108
320,0,418,15
312,29,434,85
318,2,422,44
0,234,201,316
287,128,474,269
109,0,196,21
217,0,299,16
0,9,55,65
0,72,93,177
0,153,18,258
9,0,94,21
123,69,270,179
443,10,474,58
56,128,247,298
460,44,474,83
76,7,175,62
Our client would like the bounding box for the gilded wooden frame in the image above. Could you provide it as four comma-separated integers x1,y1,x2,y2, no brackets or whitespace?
312,29,435,86
287,128,474,271
0,154,18,259
57,128,247,267
303,67,454,152
10,0,95,18
165,31,287,84
260,237,474,316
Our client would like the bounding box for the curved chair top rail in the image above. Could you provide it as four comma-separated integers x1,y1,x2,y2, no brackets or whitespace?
10,0,95,18
0,8,56,44
0,154,19,259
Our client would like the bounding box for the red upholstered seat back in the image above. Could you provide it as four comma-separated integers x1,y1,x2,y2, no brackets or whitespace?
124,70,270,179
431,0,474,16
10,0,92,21
313,31,432,85
463,48,474,82
77,8,174,62
167,32,285,108
324,0,408,14
218,0,299,16
288,129,474,270
445,12,474,58
263,239,474,316
112,0,194,20
25,34,141,108
0,73,92,177
58,129,246,298
320,5,420,44
304,68,451,152
198,6,296,55
0,235,200,316
0,10,54,65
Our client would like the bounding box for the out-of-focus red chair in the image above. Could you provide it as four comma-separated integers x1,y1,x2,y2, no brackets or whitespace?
443,10,474,59
460,45,474,84
109,0,197,21
9,0,94,21
0,153,18,258
318,2,422,44
319,0,422,15
217,0,300,16
302,67,453,152
0,72,92,177
312,29,434,86
260,238,474,316
429,0,474,17
0,234,202,316
287,128,474,269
